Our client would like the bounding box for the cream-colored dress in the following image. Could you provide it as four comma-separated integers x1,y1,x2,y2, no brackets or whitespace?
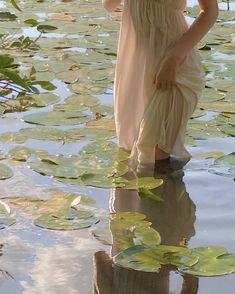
113,0,205,169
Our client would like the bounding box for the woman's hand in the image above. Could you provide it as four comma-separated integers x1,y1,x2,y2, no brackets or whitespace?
153,51,186,90
153,0,218,91
102,0,122,12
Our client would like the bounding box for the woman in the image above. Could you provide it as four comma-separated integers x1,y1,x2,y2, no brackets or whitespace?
102,0,218,170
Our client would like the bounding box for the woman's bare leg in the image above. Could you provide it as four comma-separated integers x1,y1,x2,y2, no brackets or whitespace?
155,145,170,161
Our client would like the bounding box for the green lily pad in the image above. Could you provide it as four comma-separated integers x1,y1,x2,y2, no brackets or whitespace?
23,110,92,126
9,146,48,161
0,163,13,180
77,128,116,140
31,92,60,107
92,224,113,246
195,151,225,160
79,173,128,188
90,104,114,117
199,100,235,114
180,247,235,277
77,174,163,189
123,177,163,190
86,118,115,131
34,213,98,230
79,141,130,162
29,153,129,180
33,191,98,230
114,245,198,273
209,152,235,177
54,94,100,112
93,212,161,250
187,119,225,139
190,108,207,119
138,187,164,202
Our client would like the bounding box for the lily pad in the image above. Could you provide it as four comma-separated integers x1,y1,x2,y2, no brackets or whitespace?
114,245,198,273
34,211,98,231
93,212,161,250
0,163,13,180
54,94,100,112
33,191,98,230
23,110,92,126
209,152,235,177
79,141,130,162
180,247,235,277
199,100,235,114
9,146,48,161
123,177,163,190
29,154,128,180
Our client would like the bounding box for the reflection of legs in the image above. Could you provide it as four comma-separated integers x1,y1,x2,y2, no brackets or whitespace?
93,251,113,294
180,275,199,294
93,251,171,294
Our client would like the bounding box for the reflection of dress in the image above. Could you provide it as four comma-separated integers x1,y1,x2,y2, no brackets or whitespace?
93,168,198,294
114,0,205,166
110,169,196,248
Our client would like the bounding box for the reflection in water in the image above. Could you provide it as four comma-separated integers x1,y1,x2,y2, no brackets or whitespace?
93,160,199,294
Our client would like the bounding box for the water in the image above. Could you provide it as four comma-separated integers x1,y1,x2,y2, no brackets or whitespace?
0,0,234,293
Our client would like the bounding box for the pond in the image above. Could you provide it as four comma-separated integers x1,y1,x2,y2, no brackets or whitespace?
0,0,234,293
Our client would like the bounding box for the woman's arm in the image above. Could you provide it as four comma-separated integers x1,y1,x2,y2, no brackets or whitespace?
154,0,219,90
102,0,122,12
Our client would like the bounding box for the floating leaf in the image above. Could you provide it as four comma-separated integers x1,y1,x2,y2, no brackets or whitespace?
33,191,98,231
180,247,235,277
9,146,48,162
138,187,164,202
209,152,235,177
79,141,130,162
23,110,91,126
114,245,198,273
93,212,161,250
92,225,112,246
0,163,13,180
34,211,98,231
122,177,163,190
199,100,235,114
195,151,225,160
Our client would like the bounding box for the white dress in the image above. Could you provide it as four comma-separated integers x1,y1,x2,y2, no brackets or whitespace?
113,0,205,169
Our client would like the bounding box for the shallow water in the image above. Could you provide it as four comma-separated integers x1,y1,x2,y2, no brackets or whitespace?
0,0,234,293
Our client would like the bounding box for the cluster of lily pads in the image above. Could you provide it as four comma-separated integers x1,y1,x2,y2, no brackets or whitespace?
2,189,99,231
0,0,233,183
0,0,234,284
93,212,235,277
3,193,235,277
